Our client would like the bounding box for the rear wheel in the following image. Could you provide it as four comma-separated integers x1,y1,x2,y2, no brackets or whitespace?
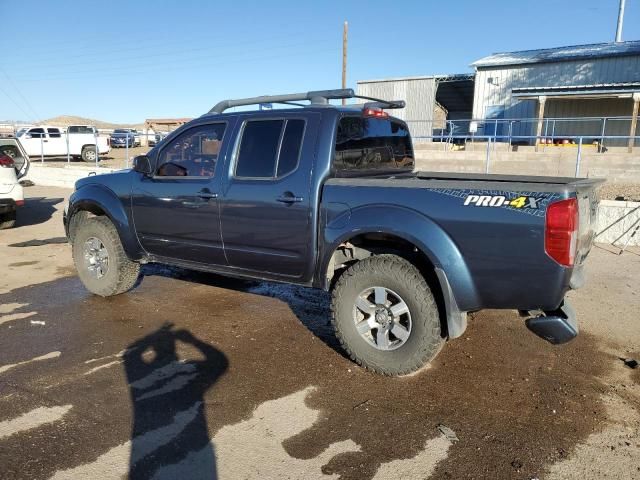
72,215,140,296
331,254,443,376
0,211,16,229
81,146,97,162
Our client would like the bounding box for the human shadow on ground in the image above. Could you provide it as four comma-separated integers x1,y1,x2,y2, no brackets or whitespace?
123,322,228,479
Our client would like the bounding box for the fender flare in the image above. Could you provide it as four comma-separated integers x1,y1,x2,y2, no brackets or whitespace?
67,184,145,260
319,204,479,338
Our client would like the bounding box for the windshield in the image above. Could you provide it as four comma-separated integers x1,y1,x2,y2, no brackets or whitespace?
113,129,128,134
334,115,414,175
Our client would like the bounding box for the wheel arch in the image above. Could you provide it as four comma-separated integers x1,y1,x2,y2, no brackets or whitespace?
318,205,480,338
67,184,145,260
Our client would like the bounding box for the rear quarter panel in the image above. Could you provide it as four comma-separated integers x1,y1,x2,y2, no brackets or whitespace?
320,180,572,311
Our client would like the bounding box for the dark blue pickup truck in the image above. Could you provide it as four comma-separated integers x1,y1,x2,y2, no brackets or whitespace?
64,89,602,375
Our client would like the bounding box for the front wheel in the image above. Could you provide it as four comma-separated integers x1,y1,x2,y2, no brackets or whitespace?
72,215,140,296
331,254,444,376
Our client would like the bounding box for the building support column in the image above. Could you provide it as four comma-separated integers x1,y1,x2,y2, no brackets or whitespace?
629,93,640,153
535,95,547,151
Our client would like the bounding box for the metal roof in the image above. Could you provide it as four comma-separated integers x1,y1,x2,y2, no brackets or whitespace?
472,40,640,68
512,82,640,98
357,73,473,84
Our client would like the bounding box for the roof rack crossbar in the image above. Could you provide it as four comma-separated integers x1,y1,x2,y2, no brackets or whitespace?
208,89,355,114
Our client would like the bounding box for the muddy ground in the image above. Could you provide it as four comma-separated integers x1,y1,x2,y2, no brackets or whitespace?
0,186,639,479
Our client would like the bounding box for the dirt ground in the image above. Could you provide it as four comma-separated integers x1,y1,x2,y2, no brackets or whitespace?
0,185,639,479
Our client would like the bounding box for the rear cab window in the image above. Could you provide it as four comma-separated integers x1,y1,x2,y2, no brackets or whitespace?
234,118,305,179
68,126,95,134
334,115,414,176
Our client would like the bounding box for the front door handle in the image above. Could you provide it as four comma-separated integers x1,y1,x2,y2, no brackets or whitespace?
276,192,303,204
197,190,218,199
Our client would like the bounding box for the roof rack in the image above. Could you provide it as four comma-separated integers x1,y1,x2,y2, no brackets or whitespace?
207,88,405,114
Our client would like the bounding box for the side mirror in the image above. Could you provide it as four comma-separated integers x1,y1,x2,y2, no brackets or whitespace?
133,155,153,176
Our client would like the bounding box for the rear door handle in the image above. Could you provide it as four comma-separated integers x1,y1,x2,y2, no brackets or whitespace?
276,193,303,204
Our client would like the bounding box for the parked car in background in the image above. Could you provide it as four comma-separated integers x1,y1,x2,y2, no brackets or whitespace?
17,125,109,162
110,129,136,148
110,129,141,148
0,138,30,229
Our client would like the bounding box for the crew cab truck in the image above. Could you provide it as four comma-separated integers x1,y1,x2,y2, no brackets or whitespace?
17,125,110,162
64,89,602,375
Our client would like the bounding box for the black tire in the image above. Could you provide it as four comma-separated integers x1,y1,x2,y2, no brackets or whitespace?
331,254,443,376
81,146,97,162
72,215,140,296
0,211,16,229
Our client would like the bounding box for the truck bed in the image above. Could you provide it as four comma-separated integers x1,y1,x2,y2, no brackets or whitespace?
321,171,603,312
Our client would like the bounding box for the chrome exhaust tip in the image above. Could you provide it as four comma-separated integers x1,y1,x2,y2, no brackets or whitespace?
525,301,578,345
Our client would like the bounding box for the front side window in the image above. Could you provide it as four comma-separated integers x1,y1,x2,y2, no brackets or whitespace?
155,123,226,177
235,118,305,179
28,128,45,139
334,116,414,174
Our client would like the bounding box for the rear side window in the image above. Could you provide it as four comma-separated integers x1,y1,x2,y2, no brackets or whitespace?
68,126,94,134
334,116,414,174
277,120,304,177
235,118,305,179
47,128,61,138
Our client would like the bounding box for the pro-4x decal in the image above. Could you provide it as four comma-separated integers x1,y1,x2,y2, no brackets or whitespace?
427,188,561,218
463,194,539,209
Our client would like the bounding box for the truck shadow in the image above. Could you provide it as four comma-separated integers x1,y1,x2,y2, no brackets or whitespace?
141,265,342,354
124,322,228,479
16,196,64,227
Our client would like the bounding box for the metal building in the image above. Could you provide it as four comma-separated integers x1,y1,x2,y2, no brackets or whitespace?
356,74,474,139
471,40,640,145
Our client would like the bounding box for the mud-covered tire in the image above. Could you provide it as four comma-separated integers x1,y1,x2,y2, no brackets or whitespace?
0,211,16,229
81,146,97,162
72,215,140,296
331,254,443,376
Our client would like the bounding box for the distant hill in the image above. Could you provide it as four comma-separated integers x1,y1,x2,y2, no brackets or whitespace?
40,115,145,130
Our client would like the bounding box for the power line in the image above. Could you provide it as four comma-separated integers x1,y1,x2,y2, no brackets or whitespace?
0,84,36,123
15,46,337,84
0,68,41,122
13,41,336,82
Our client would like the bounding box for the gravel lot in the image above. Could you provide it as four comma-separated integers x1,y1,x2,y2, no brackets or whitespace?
0,186,639,479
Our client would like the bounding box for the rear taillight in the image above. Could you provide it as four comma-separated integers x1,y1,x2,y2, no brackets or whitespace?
545,198,578,266
363,107,388,118
0,154,14,167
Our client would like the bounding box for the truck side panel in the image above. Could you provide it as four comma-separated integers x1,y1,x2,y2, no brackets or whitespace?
319,182,572,311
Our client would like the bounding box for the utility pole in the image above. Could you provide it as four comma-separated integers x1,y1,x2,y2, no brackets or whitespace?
616,0,626,42
342,21,348,105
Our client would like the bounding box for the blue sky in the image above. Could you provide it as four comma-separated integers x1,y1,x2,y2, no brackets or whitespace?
1,0,639,123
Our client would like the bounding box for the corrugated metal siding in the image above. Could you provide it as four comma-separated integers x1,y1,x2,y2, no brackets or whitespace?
357,78,437,139
473,54,640,138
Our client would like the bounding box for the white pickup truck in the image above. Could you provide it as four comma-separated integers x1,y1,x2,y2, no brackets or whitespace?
17,125,110,162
